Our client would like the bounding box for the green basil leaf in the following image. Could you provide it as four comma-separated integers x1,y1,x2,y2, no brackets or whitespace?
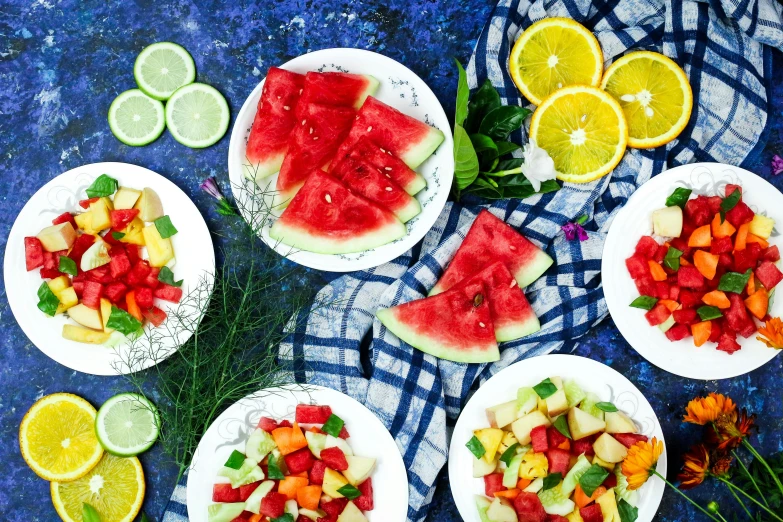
499,443,520,466
553,415,572,439
721,188,741,214
106,305,143,336
618,498,639,522
466,435,486,459
158,266,183,287
697,305,724,321
337,483,362,500
596,402,618,413
59,255,77,276
271,515,295,522
454,59,469,128
579,464,610,497
267,452,285,479
542,472,563,491
85,174,119,198
663,247,683,271
718,269,752,294
37,282,60,316
470,133,499,172
465,79,501,134
453,124,480,192
112,231,126,240
495,141,521,157
322,414,345,437
533,378,558,399
223,449,246,470
665,187,692,209
478,106,531,141
83,503,101,522
154,215,178,239
629,296,658,310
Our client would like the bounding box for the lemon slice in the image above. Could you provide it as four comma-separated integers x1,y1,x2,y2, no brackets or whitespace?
51,453,145,522
509,17,603,106
19,393,104,481
529,85,628,183
601,51,693,149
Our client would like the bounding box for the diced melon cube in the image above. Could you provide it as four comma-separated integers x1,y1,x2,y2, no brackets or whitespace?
134,187,164,221
322,468,349,498
749,214,774,239
55,287,79,314
114,187,142,210
142,224,174,267
74,211,95,234
652,206,683,238
62,324,111,344
119,217,146,246
37,222,77,252
89,198,111,231
47,275,71,295
67,303,103,330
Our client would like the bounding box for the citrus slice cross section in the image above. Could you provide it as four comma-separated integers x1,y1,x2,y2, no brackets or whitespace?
108,89,166,147
95,393,161,457
133,41,196,101
165,83,230,148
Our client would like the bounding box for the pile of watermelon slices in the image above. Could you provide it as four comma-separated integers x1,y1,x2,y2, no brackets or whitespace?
376,210,554,363
244,67,444,255
626,184,782,353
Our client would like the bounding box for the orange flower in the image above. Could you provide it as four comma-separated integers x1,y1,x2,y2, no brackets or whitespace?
678,444,710,490
683,393,736,425
622,437,664,490
757,317,783,349
706,409,757,451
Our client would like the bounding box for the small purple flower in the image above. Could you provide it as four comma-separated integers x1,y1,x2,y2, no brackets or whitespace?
772,155,783,176
562,221,588,242
200,176,237,216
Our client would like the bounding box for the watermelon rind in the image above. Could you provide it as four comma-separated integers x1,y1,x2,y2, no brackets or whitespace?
269,217,405,255
495,316,540,343
396,198,422,224
400,126,446,169
243,151,286,183
513,250,555,288
354,75,380,109
404,173,428,196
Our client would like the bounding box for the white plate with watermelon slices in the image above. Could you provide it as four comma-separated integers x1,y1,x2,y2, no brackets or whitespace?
228,48,453,272
186,384,409,521
448,354,666,522
4,162,215,375
603,162,782,380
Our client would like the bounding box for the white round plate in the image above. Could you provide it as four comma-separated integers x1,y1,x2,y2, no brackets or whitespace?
228,48,454,272
186,384,408,521
449,354,666,522
4,162,215,376
603,162,781,380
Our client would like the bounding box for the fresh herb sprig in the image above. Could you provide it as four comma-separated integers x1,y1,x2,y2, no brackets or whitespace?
452,60,559,201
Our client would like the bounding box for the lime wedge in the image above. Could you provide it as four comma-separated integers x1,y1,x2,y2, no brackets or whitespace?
108,89,165,146
165,83,230,148
133,42,196,101
94,393,160,457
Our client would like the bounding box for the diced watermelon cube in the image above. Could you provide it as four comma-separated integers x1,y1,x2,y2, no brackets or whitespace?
634,276,657,298
72,281,85,298
547,426,567,449
321,498,349,519
614,433,649,448
320,446,348,471
284,447,315,474
669,285,681,301
673,309,698,325
711,236,733,255
654,281,670,299
296,404,333,424
635,236,659,258
110,209,140,230
756,261,783,290
104,281,128,303
513,492,547,522
278,420,293,428
257,417,278,432
154,283,183,303
546,448,571,475
726,294,756,337
135,286,154,309
142,306,167,327
239,481,262,502
143,267,161,289
229,513,251,522
653,244,668,263
706,267,726,290
762,246,781,262
625,255,649,279
570,437,595,456
212,483,241,503
725,184,742,198
670,237,692,257
86,265,114,284
708,319,723,343
126,260,152,287
40,268,62,279
717,330,741,354
338,425,350,439
706,196,723,214
602,473,618,488
678,266,705,289
685,197,711,227
24,237,45,271
666,324,693,342
644,304,671,326
733,243,762,274
109,250,131,279
310,460,327,485
52,211,77,229
260,492,287,518
125,244,140,265
354,478,374,511
546,516,568,522
102,229,123,246
81,281,103,310
726,201,754,227
484,473,505,496
580,504,604,522
79,197,99,209
42,250,58,271
530,425,549,453
717,253,733,270
69,234,96,266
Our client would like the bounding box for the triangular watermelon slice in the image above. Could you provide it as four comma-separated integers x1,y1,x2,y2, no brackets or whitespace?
269,169,406,255
332,97,445,169
275,103,356,206
454,262,540,342
245,67,305,182
338,136,427,196
331,155,421,223
431,210,554,295
376,279,500,363
296,72,379,117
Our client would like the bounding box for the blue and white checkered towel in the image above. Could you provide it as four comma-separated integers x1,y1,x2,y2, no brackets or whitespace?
163,1,782,521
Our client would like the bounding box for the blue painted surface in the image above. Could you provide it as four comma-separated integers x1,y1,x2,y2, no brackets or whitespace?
0,2,781,520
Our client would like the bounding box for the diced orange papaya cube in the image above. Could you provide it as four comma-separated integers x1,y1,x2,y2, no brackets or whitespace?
712,213,736,239
745,289,769,320
691,321,712,347
648,260,668,281
694,250,719,280
702,290,731,309
688,224,712,248
735,223,749,251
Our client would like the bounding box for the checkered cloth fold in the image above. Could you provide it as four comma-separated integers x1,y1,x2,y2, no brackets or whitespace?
163,1,782,520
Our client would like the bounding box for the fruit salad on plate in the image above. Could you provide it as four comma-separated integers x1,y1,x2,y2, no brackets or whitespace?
467,376,646,522
625,184,781,352
23,174,183,345
209,404,375,522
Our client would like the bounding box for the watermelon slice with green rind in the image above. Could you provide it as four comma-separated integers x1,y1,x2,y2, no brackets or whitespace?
340,136,427,196
332,96,445,170
270,169,406,254
376,279,500,363
245,67,305,182
455,262,540,342
332,155,421,223
296,72,379,117
431,210,554,295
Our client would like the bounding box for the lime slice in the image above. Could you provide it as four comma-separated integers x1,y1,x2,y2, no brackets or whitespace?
165,83,230,148
133,42,196,101
94,393,160,457
108,89,166,147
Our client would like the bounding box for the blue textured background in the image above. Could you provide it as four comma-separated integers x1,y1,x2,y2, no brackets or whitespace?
1,1,782,520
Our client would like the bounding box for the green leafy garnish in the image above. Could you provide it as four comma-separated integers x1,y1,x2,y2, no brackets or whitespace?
721,188,741,213
37,282,60,316
223,450,245,470
499,443,520,465
112,231,126,240
337,484,362,500
85,174,119,198
533,378,558,399
665,187,692,209
466,435,486,459
322,414,345,438
465,79,500,134
106,305,143,336
596,402,618,413
267,453,285,479
470,133,499,172
618,498,639,522
271,515,295,522
629,296,658,310
553,415,572,439
496,141,521,157
579,464,610,496
83,503,101,522
478,106,531,142
154,215,178,239
542,472,562,491
697,306,724,321
58,255,77,276
158,266,183,287
718,269,752,294
454,124,479,192
454,59,469,128
663,247,683,271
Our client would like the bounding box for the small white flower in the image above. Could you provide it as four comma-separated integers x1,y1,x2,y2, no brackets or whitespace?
521,138,557,192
